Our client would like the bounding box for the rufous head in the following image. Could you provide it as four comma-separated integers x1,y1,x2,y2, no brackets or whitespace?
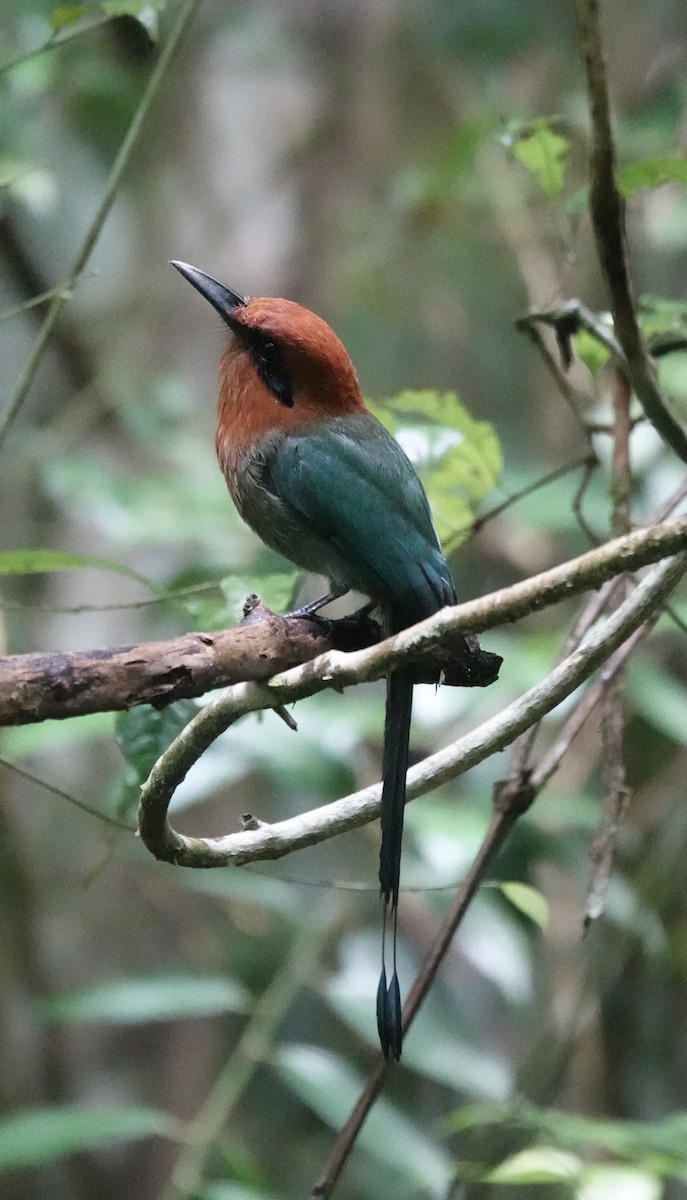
171,261,365,444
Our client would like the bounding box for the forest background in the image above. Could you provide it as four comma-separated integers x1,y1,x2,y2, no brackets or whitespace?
3,2,687,1199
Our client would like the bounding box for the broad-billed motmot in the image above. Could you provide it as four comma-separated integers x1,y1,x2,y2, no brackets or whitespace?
172,260,457,1059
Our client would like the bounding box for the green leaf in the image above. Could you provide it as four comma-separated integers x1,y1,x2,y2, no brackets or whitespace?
577,1164,662,1200
165,582,238,632
573,328,612,374
486,1146,581,1185
101,1,162,39
445,1101,506,1135
640,294,687,342
0,548,150,586
50,5,88,32
2,713,114,760
115,701,200,787
273,1044,453,1193
220,571,299,622
0,161,57,215
199,1187,280,1200
618,156,687,197
498,881,550,930
368,390,502,551
447,1101,687,1177
428,432,502,548
0,1106,177,1171
392,118,493,217
101,0,159,14
655,350,687,408
627,659,687,744
42,975,249,1025
505,118,570,198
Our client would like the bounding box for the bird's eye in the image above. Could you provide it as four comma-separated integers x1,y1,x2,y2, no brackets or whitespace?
253,338,294,408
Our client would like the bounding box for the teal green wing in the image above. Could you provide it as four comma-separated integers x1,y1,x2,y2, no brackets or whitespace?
263,414,456,621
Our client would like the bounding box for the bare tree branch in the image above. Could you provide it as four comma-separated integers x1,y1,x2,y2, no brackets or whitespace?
311,795,521,1200
0,603,361,727
516,309,600,432
574,0,687,463
138,551,687,868
308,555,687,1200
0,598,485,727
3,518,686,727
586,366,633,922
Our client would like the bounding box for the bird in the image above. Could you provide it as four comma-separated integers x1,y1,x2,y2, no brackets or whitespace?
172,260,457,1059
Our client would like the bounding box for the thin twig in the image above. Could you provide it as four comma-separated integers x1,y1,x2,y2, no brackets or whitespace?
609,369,633,540
516,317,595,432
531,622,645,791
586,366,633,922
0,14,111,75
0,273,88,323
524,487,687,796
571,454,601,544
470,453,596,535
0,578,227,615
524,551,675,795
311,799,522,1199
574,0,687,463
505,378,664,818
505,575,623,788
0,757,135,832
519,300,624,365
0,0,201,451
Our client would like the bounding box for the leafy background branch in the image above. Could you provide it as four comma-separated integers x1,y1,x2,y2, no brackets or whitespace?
2,2,687,1200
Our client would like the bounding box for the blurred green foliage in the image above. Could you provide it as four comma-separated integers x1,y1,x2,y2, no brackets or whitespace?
2,1,687,1199
503,118,571,200
369,389,502,549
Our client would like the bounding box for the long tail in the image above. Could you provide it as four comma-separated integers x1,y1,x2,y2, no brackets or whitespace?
376,666,413,1060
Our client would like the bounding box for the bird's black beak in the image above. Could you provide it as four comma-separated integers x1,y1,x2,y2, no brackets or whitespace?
170,261,247,328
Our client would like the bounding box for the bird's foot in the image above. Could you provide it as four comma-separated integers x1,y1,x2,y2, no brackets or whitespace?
285,588,347,619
